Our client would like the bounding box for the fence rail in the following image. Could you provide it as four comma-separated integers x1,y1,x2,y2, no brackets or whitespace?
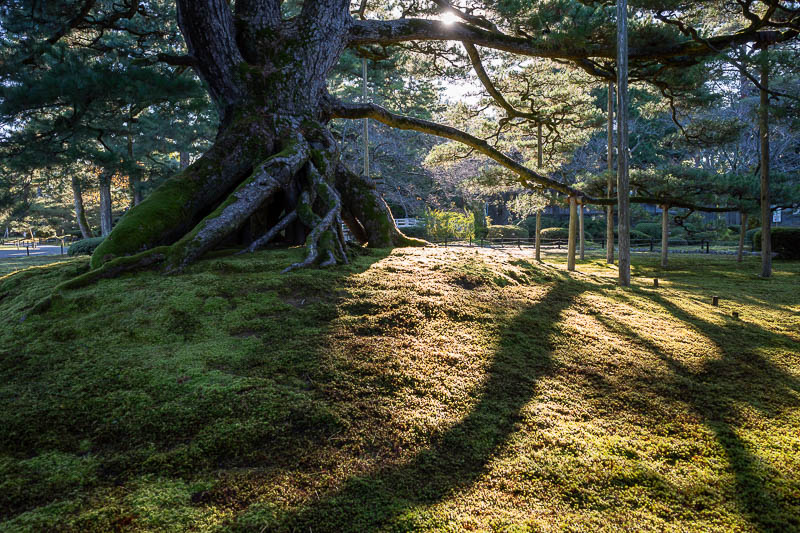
426,236,753,255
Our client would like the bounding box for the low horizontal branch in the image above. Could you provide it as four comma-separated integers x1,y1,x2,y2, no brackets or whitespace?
330,100,581,196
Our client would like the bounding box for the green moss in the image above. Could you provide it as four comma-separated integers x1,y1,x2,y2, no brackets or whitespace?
1,250,798,531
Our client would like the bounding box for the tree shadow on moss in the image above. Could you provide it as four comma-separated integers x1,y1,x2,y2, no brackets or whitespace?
0,250,393,522
595,292,800,532
251,277,588,532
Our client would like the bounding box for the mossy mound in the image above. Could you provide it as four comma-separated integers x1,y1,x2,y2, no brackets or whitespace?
1,248,798,532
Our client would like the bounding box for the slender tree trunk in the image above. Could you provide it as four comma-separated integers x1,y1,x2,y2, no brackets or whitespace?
737,212,748,262
759,58,771,278
71,176,93,239
99,173,113,237
567,196,577,271
579,201,585,260
660,205,669,268
607,82,615,264
616,0,631,286
180,151,190,170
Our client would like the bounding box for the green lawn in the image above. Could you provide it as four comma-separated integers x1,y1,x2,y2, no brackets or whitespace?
0,247,797,532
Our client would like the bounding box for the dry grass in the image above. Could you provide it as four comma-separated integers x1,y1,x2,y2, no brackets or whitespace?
0,247,797,532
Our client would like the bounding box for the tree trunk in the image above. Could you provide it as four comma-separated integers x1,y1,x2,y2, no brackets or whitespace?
660,205,669,268
737,212,748,263
71,176,93,239
606,82,615,264
99,173,113,237
579,201,585,261
616,0,631,286
567,196,577,271
88,1,418,274
180,151,190,170
759,58,771,278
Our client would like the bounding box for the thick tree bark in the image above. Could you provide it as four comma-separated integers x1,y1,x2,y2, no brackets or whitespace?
99,172,113,237
737,212,748,263
661,205,669,268
606,82,615,264
759,59,772,278
617,0,631,287
71,176,93,239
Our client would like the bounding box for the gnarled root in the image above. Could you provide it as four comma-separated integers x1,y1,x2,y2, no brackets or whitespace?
335,163,427,248
80,119,421,289
283,162,347,273
163,132,310,273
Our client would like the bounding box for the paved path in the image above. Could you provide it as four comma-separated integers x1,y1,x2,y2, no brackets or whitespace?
0,245,66,259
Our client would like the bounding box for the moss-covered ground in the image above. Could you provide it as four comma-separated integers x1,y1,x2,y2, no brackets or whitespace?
0,247,798,532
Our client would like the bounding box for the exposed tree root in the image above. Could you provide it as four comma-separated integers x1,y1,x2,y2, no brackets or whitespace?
163,133,310,273
242,210,298,253
283,163,346,273
77,118,421,292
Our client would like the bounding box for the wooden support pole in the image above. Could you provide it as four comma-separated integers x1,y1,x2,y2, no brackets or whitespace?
535,123,543,262
579,200,585,261
568,196,577,272
661,205,669,268
607,82,615,264
363,57,370,180
616,0,631,286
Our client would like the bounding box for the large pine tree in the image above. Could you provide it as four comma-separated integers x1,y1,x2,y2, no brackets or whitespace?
2,0,797,275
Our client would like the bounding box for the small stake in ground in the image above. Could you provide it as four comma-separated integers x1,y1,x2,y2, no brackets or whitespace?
712,296,719,306
653,278,659,288
732,311,739,319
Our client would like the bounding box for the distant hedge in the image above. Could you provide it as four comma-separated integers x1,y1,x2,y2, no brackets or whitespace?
752,227,800,259
539,227,569,240
68,237,105,256
400,225,427,239
634,222,662,240
487,225,529,239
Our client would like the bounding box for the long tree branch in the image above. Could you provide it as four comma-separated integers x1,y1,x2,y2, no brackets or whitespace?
348,18,795,62
331,100,581,196
331,100,740,213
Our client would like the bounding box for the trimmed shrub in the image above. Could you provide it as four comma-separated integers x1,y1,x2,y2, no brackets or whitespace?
752,227,800,259
68,237,105,257
634,222,662,240
745,227,760,243
487,225,529,239
539,227,569,240
400,225,427,239
629,230,652,244
668,238,689,246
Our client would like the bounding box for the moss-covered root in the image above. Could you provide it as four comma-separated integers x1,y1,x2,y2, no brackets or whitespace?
90,120,272,269
283,163,346,273
243,210,299,253
335,163,427,248
27,247,169,317
163,134,310,273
